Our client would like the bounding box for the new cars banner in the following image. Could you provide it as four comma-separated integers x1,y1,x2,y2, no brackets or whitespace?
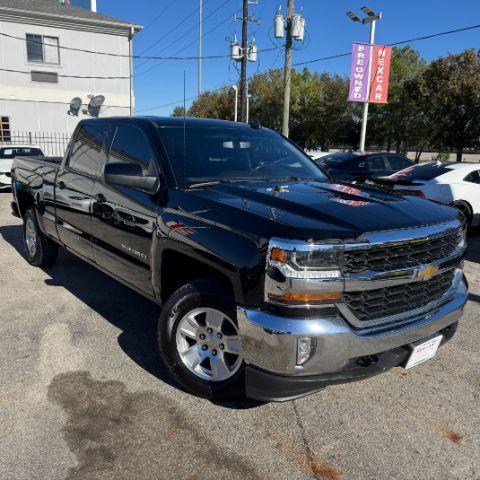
348,43,372,102
369,46,392,104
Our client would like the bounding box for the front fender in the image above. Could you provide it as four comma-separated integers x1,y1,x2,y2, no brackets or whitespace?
151,211,267,307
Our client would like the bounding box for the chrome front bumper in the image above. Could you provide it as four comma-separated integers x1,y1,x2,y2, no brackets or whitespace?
237,270,467,376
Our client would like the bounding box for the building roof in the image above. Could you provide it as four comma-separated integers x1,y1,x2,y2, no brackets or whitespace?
0,0,142,35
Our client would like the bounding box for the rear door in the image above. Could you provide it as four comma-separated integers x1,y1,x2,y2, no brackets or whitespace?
362,155,390,177
91,122,160,295
385,154,414,175
55,123,109,260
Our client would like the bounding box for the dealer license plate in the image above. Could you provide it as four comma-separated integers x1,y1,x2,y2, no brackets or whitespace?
405,335,443,369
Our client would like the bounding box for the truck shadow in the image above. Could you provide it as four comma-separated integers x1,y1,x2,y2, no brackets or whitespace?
0,223,262,409
466,229,480,264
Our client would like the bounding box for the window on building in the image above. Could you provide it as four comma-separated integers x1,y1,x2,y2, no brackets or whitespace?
0,117,11,143
26,34,60,64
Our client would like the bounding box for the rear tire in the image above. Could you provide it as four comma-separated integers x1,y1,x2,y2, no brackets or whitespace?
157,278,245,400
23,208,58,267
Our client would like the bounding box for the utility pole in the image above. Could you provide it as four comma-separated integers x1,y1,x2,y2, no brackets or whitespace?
239,0,249,123
282,0,294,137
198,0,203,96
346,7,381,152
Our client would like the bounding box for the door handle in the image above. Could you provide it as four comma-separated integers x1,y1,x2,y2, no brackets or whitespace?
95,193,107,203
57,181,66,190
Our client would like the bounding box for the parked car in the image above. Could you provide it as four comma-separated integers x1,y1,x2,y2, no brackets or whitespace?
374,162,480,228
315,152,415,181
11,118,467,401
0,146,44,190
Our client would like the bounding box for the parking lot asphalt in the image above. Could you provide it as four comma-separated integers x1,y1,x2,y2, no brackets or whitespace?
0,192,479,480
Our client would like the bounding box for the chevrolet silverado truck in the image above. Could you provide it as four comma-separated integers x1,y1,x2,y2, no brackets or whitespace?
11,117,468,401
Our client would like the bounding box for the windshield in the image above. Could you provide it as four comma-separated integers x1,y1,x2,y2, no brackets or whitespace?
390,162,452,181
0,147,43,159
157,126,327,187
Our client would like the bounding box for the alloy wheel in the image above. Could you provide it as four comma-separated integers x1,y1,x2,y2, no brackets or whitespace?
175,307,243,382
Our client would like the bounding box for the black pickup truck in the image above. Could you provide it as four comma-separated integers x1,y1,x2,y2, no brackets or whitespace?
11,117,468,401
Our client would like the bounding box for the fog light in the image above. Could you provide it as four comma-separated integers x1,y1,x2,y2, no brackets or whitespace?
296,337,316,366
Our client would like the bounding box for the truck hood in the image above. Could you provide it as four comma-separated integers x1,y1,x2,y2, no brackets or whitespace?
183,180,459,241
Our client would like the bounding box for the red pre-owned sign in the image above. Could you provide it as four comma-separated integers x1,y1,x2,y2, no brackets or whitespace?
369,45,392,104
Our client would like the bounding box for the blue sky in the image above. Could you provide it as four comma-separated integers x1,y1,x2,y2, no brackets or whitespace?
98,0,480,116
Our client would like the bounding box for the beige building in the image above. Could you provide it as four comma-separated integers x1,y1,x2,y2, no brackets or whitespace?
0,0,141,145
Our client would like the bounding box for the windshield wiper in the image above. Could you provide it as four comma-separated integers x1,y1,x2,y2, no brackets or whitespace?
187,181,221,189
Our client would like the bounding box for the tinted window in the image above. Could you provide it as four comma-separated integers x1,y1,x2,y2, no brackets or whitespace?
386,155,413,171
321,154,357,165
364,156,387,172
158,126,326,187
465,170,480,184
0,147,43,159
68,124,108,176
391,162,452,181
109,125,153,174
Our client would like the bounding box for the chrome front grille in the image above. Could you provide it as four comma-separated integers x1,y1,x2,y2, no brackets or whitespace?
344,231,460,274
344,269,455,322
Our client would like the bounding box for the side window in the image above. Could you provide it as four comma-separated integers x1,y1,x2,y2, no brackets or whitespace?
365,156,387,172
108,125,154,174
387,155,412,171
68,124,108,177
465,171,480,184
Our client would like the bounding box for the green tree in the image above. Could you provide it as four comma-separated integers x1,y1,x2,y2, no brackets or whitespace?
417,49,480,161
171,106,186,117
368,46,427,153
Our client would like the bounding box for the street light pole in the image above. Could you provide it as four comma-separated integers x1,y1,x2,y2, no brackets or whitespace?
198,0,203,96
359,19,376,152
347,6,381,152
231,85,239,122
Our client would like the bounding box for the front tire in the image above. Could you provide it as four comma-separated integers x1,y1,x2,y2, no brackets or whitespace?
157,279,245,400
23,208,58,267
453,201,472,228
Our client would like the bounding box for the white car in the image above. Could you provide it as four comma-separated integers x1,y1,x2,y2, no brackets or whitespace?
0,146,44,189
382,162,480,227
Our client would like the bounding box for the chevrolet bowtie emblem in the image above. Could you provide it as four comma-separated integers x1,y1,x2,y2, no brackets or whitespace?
418,265,439,281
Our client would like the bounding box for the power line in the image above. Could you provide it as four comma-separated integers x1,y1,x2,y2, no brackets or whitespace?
0,67,129,80
135,7,243,79
137,0,177,35
136,22,480,113
137,0,212,57
293,23,480,67
0,30,273,61
136,0,234,73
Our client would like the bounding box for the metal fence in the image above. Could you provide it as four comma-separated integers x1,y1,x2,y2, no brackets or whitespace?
0,131,71,157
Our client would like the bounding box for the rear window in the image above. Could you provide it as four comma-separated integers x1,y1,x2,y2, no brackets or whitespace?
321,154,357,165
0,147,43,158
390,162,452,181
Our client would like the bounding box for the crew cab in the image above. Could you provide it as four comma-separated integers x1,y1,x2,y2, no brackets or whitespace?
10,117,468,401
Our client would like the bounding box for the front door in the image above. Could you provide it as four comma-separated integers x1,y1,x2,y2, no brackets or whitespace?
91,123,160,296
55,123,108,260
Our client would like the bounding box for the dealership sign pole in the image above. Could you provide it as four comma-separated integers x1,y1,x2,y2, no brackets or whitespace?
347,7,390,152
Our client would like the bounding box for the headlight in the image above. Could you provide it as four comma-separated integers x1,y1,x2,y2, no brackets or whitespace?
265,240,343,306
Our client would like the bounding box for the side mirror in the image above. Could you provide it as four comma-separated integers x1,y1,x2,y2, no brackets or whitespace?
104,162,160,194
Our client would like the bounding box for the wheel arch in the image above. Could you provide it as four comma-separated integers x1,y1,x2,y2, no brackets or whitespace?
157,248,239,305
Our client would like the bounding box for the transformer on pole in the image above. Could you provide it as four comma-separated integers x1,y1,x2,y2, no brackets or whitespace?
276,2,306,137
229,1,260,123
